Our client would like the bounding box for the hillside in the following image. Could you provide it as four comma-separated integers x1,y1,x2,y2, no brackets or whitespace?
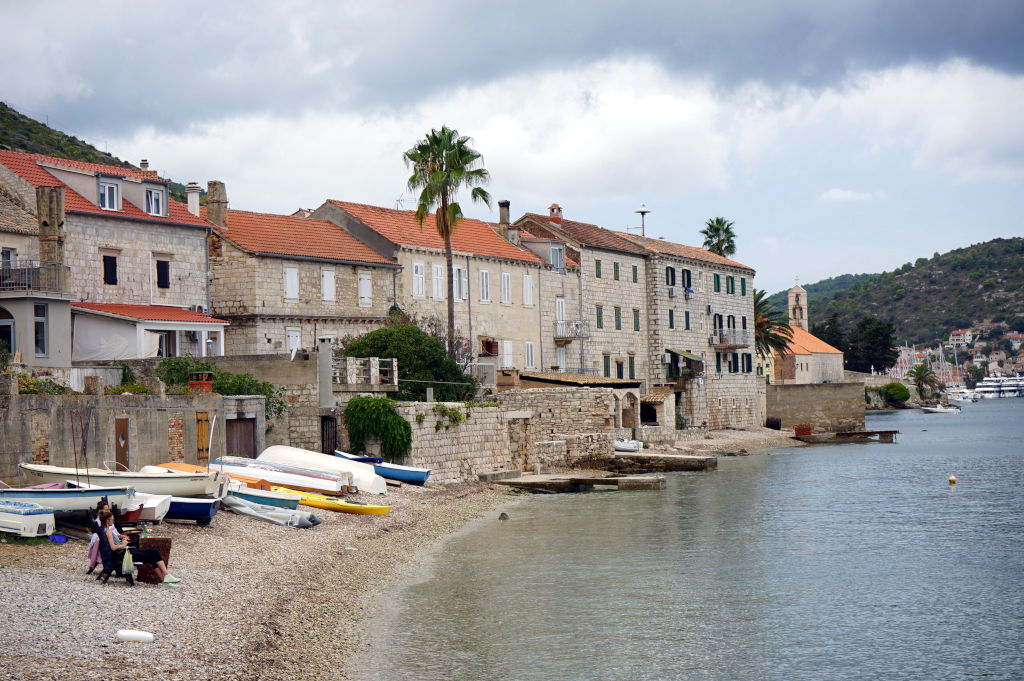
768,238,1024,344
0,101,196,203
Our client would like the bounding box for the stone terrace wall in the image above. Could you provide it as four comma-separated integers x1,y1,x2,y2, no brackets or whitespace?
766,382,866,432
497,387,616,464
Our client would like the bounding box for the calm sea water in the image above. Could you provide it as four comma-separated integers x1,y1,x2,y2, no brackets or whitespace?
351,400,1024,681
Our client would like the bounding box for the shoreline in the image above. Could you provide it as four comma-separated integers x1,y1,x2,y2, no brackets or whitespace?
0,427,799,681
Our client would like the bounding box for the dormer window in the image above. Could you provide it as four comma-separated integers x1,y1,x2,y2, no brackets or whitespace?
145,188,165,216
550,244,566,272
99,182,119,210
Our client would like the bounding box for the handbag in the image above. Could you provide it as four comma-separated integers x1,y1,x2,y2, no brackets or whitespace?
121,548,136,577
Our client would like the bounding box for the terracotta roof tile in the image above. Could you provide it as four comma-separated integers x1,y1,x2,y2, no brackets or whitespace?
777,324,843,356
0,189,36,235
519,371,641,386
520,212,647,254
210,209,397,266
330,200,545,265
615,231,754,272
71,302,228,324
0,150,210,228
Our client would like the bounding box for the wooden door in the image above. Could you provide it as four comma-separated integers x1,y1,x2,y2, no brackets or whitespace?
196,412,210,463
321,416,338,456
226,418,256,458
114,418,129,471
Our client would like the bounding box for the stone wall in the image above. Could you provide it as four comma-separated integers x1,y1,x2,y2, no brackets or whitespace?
579,246,649,382
496,387,615,464
766,382,866,432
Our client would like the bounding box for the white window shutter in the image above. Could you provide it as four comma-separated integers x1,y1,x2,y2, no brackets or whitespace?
433,263,445,299
285,266,299,300
501,272,511,304
460,268,469,300
322,268,335,301
412,262,424,297
523,274,533,306
358,272,372,306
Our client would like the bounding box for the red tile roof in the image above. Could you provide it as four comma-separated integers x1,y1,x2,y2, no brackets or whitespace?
520,212,647,255
615,231,754,272
0,150,210,228
0,190,36,235
210,209,397,266
329,200,545,265
777,324,843,356
71,302,228,324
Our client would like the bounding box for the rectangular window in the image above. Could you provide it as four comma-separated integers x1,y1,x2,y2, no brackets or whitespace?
479,269,491,302
595,260,602,278
322,268,336,301
99,182,118,210
453,266,469,300
550,245,566,272
613,262,620,280
358,272,372,306
603,355,611,378
155,259,170,289
285,266,298,299
628,355,635,379
632,264,638,283
669,309,675,329
33,303,47,356
633,308,640,332
726,276,735,294
287,327,301,352
556,297,565,321
614,307,621,330
741,277,747,296
523,274,533,306
741,316,747,330
616,361,624,379
432,263,445,299
502,340,514,369
685,310,690,330
1,248,13,268
412,262,425,298
556,346,566,369
144,188,164,216
596,305,603,329
666,266,676,286
103,255,118,285
682,269,692,289
525,341,535,369
716,351,722,373
501,271,511,304
714,273,721,292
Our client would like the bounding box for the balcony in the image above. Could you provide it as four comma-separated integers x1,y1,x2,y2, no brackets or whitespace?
0,259,67,294
330,356,398,392
553,319,591,341
709,329,751,348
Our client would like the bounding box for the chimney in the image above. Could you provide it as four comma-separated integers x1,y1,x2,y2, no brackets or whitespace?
138,159,158,178
499,200,520,246
206,180,228,229
140,159,148,171
35,186,70,292
186,182,201,216
548,203,562,221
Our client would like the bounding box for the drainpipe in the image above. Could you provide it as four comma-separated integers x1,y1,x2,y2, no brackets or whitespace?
537,267,543,370
465,254,472,366
578,264,584,369
392,269,397,310
205,227,211,313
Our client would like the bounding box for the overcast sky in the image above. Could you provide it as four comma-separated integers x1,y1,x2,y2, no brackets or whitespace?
2,1,1022,294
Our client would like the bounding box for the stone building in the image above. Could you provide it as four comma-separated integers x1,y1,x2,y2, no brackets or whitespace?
205,200,400,355
312,199,549,374
618,231,761,429
773,281,844,384
515,205,650,385
0,151,226,368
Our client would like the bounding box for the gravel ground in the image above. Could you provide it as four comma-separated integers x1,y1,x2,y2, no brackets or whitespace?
0,428,796,681
0,482,512,681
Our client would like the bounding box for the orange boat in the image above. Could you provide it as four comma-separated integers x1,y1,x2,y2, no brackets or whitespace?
157,462,272,491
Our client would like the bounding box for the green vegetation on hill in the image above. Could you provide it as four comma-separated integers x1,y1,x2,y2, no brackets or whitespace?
769,238,1024,345
0,101,198,204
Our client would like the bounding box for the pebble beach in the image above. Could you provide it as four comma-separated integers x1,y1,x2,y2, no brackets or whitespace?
0,427,800,681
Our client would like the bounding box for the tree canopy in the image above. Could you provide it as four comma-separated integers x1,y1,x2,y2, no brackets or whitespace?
810,313,846,352
403,126,491,356
753,289,793,358
342,323,475,401
700,217,737,257
845,315,898,373
906,363,943,400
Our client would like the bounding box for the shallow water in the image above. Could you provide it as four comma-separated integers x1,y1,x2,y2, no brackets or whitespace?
351,400,1024,681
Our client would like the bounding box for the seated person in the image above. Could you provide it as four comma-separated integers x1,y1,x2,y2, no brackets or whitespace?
87,500,110,574
99,510,180,584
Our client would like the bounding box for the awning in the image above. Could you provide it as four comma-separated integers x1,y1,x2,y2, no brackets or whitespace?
667,348,704,364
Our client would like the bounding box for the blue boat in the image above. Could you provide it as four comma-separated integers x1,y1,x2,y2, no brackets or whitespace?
0,500,55,537
335,450,431,486
165,497,221,526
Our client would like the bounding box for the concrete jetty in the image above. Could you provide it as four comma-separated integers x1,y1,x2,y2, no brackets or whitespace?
495,473,666,493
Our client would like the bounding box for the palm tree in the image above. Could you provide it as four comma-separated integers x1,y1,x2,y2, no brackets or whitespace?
754,289,793,358
403,126,491,356
906,363,942,400
700,217,737,257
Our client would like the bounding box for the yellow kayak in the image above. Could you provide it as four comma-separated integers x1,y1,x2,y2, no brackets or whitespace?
270,486,391,515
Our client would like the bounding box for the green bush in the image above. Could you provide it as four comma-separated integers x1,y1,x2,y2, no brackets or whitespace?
155,355,285,420
881,382,910,404
17,374,71,395
344,396,411,463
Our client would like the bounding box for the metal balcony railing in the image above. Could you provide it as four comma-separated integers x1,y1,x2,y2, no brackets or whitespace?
553,320,591,340
709,329,751,348
558,366,601,375
0,259,66,293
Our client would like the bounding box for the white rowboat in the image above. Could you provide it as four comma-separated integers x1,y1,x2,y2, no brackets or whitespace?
19,463,226,497
0,500,55,537
258,445,387,495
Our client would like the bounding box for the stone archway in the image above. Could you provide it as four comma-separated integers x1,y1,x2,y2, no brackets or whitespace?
622,392,639,429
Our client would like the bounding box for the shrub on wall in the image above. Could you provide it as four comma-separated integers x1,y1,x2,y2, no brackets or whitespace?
881,382,910,405
155,355,286,420
344,396,412,463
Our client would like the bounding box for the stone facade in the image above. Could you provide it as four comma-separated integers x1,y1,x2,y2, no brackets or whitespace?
537,265,582,371
580,247,650,384
208,234,394,354
765,382,866,432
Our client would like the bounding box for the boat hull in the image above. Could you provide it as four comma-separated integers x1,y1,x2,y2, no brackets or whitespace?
270,486,391,515
228,485,301,510
208,458,349,494
19,464,223,497
165,497,221,525
0,501,55,537
0,485,134,512
614,439,643,453
260,446,387,495
335,450,430,485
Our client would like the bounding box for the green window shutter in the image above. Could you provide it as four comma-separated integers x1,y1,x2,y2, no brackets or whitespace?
669,309,674,329
716,352,722,373
596,260,602,278
741,277,746,296
628,356,635,379
685,310,690,330
632,265,638,283
596,305,603,329
732,352,739,373
714,273,721,292
615,307,621,330
633,309,640,331
603,355,611,377
613,262,619,280
683,269,691,289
